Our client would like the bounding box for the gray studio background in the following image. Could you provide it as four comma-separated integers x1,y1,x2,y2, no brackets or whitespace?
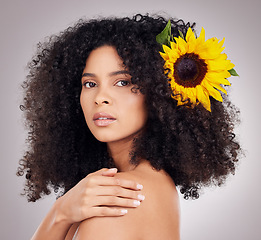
1,0,260,239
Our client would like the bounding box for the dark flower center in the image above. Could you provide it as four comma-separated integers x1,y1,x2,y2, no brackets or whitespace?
174,53,207,88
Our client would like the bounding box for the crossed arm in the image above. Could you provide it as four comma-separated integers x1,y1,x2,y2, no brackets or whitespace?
30,168,180,240
74,171,180,240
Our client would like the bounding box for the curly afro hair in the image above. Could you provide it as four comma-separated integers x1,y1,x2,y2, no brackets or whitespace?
17,14,241,201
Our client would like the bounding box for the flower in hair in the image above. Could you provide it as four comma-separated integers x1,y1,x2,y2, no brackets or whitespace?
156,21,238,112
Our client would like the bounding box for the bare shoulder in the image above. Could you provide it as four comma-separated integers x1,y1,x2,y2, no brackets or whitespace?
76,161,180,240
124,161,180,239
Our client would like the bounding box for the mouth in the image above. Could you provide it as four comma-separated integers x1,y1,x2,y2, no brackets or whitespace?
93,112,117,127
95,117,115,120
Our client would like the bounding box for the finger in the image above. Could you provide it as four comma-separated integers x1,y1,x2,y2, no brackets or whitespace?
86,168,109,177
101,168,118,176
88,176,143,191
87,168,117,178
93,195,142,208
118,178,143,190
90,207,128,217
94,186,145,201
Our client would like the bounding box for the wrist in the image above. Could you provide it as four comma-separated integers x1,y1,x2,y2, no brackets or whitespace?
53,197,72,226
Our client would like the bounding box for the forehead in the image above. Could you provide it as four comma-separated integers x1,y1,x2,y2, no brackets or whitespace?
84,45,125,72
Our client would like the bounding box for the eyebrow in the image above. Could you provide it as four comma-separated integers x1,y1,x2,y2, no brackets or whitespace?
82,70,130,78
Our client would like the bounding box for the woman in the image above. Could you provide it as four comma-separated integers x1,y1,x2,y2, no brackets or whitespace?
17,14,240,239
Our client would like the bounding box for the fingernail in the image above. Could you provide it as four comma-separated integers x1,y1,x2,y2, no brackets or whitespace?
138,194,145,201
107,168,117,172
121,209,128,215
137,184,143,190
133,200,141,206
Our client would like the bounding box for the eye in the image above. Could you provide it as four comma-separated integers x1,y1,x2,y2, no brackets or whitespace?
115,80,131,87
83,81,97,88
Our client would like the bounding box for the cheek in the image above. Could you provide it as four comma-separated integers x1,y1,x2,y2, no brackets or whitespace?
121,94,147,126
80,92,86,113
80,92,92,120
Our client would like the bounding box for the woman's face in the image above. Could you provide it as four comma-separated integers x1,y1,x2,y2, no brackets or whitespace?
80,45,147,143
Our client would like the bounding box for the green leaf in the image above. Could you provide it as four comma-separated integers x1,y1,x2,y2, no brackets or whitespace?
156,20,171,48
228,68,239,76
178,30,185,39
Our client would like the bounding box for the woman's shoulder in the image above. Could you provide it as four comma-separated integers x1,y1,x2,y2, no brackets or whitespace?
123,160,177,190
117,161,180,236
76,161,180,240
117,160,179,211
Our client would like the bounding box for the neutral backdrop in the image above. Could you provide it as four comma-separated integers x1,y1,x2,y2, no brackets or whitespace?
1,0,260,239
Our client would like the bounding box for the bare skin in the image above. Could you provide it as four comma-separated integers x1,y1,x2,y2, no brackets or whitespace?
30,45,180,239
74,161,180,240
31,168,144,240
73,46,180,239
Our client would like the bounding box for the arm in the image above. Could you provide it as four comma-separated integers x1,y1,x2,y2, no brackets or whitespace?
30,168,144,240
75,170,180,240
31,198,73,240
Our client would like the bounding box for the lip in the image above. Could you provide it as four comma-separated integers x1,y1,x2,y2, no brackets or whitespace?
93,112,116,120
93,112,117,127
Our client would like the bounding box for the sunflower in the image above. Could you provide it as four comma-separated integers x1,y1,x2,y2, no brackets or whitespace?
159,27,235,112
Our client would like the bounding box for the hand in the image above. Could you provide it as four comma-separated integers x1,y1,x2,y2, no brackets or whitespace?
55,168,144,224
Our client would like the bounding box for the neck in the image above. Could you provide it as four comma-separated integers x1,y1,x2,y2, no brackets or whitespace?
107,136,136,172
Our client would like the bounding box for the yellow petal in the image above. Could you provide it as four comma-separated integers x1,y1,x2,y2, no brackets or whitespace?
207,58,234,71
206,37,225,51
196,85,211,111
216,53,227,60
160,52,169,61
177,99,183,106
187,39,196,53
208,81,227,94
194,42,208,57
225,60,235,70
188,88,197,105
162,44,172,54
200,39,224,59
170,41,177,50
202,81,223,102
164,60,174,69
197,27,206,44
186,28,197,53
169,52,180,63
216,37,225,50
186,28,196,42
176,37,188,55
205,74,231,86
207,70,231,79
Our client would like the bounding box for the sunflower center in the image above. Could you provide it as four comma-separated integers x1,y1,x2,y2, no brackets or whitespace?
174,53,207,88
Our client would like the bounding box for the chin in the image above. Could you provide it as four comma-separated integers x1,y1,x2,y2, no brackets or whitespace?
90,131,118,143
91,131,135,143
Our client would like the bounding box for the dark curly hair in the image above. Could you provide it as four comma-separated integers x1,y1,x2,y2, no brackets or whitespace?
17,14,241,202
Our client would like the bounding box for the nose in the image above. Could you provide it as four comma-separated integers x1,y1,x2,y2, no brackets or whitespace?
94,87,112,106
95,100,109,105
